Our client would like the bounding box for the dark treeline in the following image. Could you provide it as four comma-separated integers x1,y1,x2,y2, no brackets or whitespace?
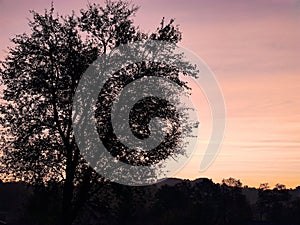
1,178,300,225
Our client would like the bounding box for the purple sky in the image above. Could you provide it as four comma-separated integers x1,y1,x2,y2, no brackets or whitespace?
1,0,300,187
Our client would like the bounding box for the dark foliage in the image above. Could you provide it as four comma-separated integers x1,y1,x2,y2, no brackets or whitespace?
1,179,300,225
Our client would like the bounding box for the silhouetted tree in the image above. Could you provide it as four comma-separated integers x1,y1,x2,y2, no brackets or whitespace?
0,1,195,224
219,178,252,224
0,5,101,225
259,183,270,191
257,184,291,222
274,183,286,191
191,178,220,225
222,177,243,188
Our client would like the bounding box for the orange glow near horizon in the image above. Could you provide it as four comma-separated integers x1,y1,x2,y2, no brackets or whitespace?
175,73,300,188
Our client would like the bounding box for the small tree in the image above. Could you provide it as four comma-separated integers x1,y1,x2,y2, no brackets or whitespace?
259,183,270,191
274,183,286,191
222,177,243,188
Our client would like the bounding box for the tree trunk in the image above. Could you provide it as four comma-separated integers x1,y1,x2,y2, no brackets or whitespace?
61,180,74,225
61,149,76,225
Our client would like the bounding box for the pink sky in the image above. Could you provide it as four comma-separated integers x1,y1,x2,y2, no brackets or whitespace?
1,0,300,188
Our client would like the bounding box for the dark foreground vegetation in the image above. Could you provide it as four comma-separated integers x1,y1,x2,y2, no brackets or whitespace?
0,177,300,225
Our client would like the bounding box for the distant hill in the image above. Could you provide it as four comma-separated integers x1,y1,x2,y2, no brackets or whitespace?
155,177,183,187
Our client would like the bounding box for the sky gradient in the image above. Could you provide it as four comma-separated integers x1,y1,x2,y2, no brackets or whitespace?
0,0,300,188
